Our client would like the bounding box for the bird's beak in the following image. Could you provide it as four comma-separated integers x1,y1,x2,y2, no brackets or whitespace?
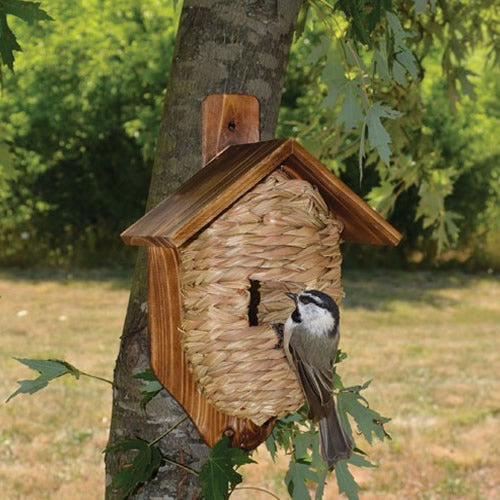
286,292,298,303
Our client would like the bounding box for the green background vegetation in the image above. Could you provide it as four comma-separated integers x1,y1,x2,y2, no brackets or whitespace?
0,0,498,270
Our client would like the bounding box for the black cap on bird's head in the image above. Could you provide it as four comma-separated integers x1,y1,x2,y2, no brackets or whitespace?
285,289,339,324
286,289,337,310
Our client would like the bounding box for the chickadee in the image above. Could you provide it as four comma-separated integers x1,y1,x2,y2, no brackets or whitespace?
275,290,352,468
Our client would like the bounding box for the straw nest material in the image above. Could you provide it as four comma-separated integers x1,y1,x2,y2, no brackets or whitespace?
179,169,344,425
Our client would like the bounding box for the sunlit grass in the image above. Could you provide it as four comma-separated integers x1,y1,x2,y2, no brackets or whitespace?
0,269,130,499
1,269,499,499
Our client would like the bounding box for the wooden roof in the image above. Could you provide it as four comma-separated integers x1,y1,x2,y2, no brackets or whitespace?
121,139,402,248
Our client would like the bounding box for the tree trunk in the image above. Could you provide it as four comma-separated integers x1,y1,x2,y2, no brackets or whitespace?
105,1,303,497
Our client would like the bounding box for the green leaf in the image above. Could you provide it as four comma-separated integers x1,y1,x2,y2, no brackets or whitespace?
337,385,391,444
392,60,407,86
348,453,377,468
366,181,397,215
285,460,320,500
320,52,347,109
436,210,463,254
334,460,359,500
337,81,363,130
366,0,392,33
105,438,162,499
306,37,330,65
335,349,348,364
396,48,418,79
456,67,477,99
134,369,163,411
414,0,428,14
265,431,278,460
0,0,52,71
374,50,390,82
365,102,402,165
335,0,373,46
386,12,415,44
0,13,21,70
293,429,317,459
7,358,80,402
416,179,442,229
199,436,255,500
3,0,52,24
314,468,328,500
386,11,418,85
333,371,344,391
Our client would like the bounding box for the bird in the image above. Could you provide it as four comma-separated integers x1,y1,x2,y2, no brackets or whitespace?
274,289,353,468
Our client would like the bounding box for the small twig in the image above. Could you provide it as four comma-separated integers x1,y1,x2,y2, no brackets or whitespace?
231,485,281,499
78,370,115,387
163,456,199,476
149,415,189,446
346,39,370,109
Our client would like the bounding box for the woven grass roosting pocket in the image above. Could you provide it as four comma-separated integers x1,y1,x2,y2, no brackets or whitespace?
180,169,344,425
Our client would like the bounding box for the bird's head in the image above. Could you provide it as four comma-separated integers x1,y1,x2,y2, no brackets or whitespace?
286,290,339,336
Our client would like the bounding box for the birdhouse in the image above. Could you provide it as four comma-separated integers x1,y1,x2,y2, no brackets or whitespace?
121,94,401,450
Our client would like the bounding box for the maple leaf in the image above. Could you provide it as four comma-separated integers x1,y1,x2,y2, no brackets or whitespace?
6,358,79,402
365,102,402,165
285,460,320,500
337,381,391,445
199,436,255,500
105,438,162,499
0,0,52,71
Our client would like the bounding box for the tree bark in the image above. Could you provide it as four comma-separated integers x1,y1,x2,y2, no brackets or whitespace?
105,1,303,497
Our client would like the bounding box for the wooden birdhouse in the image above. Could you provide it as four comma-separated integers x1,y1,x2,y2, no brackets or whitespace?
121,94,401,450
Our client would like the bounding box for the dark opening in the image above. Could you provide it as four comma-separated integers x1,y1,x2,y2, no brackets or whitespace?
227,120,236,131
248,279,261,326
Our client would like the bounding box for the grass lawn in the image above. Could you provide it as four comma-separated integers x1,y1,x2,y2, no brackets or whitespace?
1,268,499,499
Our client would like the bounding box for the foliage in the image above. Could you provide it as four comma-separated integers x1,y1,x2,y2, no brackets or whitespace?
279,0,500,264
0,0,179,266
199,436,255,500
266,350,390,499
6,357,114,403
8,349,389,499
0,0,52,75
0,0,498,268
105,438,163,499
6,358,79,401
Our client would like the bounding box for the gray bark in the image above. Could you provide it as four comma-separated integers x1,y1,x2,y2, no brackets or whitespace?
105,1,303,498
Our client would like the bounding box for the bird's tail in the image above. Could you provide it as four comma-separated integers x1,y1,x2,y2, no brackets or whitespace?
318,402,353,468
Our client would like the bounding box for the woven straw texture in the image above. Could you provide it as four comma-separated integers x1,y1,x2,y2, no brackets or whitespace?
179,169,344,425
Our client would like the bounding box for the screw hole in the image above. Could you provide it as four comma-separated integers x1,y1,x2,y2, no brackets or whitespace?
228,120,236,131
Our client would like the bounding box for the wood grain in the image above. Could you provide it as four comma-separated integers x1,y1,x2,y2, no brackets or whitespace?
122,139,402,248
147,246,274,449
202,94,260,165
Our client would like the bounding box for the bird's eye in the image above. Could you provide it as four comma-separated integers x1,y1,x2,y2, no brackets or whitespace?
299,296,312,305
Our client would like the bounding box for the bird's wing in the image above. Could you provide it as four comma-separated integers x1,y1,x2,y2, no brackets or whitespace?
288,340,334,420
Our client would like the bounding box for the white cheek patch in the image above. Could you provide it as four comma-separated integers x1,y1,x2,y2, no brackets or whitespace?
300,304,335,336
